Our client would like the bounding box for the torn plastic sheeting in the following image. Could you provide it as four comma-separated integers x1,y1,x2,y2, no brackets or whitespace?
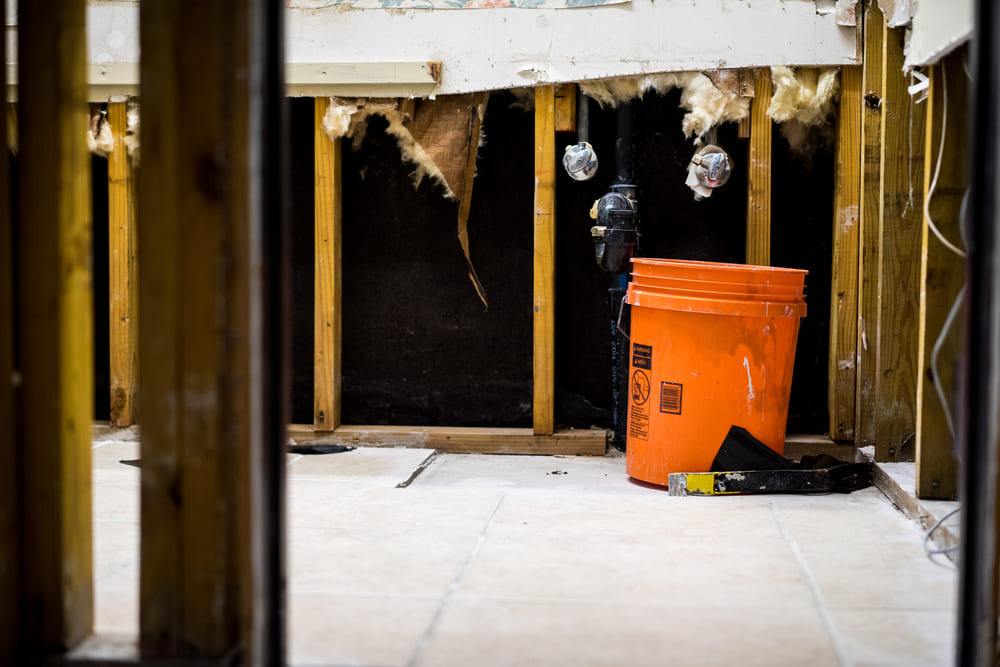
321,93,491,308
579,72,750,142
767,66,839,126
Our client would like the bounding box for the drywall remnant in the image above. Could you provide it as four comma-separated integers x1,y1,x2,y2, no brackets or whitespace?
87,108,114,158
579,72,750,142
768,66,840,126
123,101,140,165
835,0,857,26
878,0,913,28
322,97,458,198
322,94,491,306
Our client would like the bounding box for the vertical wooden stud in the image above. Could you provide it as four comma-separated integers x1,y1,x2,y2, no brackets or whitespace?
828,66,862,442
856,0,885,446
15,0,93,652
874,21,926,461
534,86,556,436
0,12,17,661
139,1,276,659
553,83,577,133
915,53,967,499
314,97,342,432
746,69,772,266
107,101,139,426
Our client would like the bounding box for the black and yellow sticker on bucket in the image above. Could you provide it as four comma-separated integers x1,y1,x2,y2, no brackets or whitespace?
631,343,653,370
629,350,651,441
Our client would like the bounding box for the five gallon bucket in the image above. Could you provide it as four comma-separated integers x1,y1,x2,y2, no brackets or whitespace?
624,258,807,487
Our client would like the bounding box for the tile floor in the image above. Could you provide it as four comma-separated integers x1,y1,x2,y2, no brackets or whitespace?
92,439,960,667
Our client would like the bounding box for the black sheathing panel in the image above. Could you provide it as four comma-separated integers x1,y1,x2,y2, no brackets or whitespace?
770,123,834,433
122,90,830,433
290,97,316,425
337,93,533,426
93,154,110,419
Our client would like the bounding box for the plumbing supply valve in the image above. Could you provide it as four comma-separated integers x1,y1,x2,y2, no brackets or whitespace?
590,184,638,273
563,141,599,181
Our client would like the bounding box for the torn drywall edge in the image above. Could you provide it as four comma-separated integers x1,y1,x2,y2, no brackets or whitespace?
878,0,912,28
322,97,458,199
903,0,972,68
835,0,857,26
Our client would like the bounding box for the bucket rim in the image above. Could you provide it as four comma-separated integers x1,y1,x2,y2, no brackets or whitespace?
631,257,808,277
629,274,806,296
626,284,807,318
627,280,806,303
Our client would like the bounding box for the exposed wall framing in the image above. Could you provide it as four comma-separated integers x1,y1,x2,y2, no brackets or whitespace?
107,100,139,427
873,18,926,462
314,97,343,432
856,1,885,447
915,50,967,500
533,85,557,435
828,65,862,442
13,0,94,654
746,69,772,266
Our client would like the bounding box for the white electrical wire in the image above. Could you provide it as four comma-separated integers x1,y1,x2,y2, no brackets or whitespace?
930,283,967,447
924,65,968,259
923,507,961,566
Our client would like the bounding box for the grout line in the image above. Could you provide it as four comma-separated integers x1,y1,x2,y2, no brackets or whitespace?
91,440,116,450
406,493,507,667
771,501,853,667
396,451,439,488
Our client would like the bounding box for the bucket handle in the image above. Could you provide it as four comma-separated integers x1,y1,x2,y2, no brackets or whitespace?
616,296,629,339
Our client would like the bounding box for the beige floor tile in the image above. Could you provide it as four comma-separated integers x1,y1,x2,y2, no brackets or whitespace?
91,441,142,486
415,597,840,667
289,517,486,597
288,446,435,485
93,482,139,523
831,608,956,667
289,594,439,667
456,495,809,607
94,588,139,636
413,452,643,494
775,506,956,610
288,483,504,527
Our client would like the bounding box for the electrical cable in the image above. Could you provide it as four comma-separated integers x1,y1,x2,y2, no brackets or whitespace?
924,65,968,259
923,506,961,566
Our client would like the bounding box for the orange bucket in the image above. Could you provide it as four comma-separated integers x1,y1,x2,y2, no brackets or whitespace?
625,259,807,486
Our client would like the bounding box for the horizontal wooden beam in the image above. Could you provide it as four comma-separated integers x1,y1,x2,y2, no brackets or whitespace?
94,423,845,461
7,62,443,102
288,425,608,456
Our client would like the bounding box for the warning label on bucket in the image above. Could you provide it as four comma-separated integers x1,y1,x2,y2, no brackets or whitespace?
629,369,651,440
632,343,653,370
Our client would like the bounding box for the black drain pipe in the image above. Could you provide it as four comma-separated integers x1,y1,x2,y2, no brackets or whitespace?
958,0,1000,662
608,102,636,451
